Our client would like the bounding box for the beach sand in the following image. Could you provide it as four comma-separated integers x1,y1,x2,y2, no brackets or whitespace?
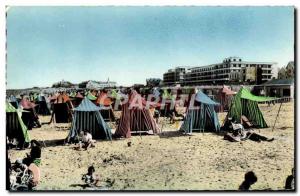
8,102,294,190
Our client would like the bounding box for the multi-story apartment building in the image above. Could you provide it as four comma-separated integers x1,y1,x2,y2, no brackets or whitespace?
163,66,188,85
184,57,276,85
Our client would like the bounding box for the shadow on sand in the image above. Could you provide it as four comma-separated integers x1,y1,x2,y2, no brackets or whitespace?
37,139,66,148
158,130,188,138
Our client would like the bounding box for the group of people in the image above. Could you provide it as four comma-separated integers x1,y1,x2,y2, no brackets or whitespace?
8,140,42,190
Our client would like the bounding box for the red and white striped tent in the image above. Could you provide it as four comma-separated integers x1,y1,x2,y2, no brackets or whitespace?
217,86,236,112
114,90,160,138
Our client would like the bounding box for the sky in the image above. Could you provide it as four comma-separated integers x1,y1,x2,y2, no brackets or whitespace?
6,6,294,89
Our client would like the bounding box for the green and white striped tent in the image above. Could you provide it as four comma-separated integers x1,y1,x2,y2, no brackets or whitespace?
181,90,220,134
68,97,112,141
6,102,30,145
224,87,275,128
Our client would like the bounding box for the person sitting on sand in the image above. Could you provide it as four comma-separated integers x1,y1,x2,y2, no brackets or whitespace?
82,166,100,187
285,168,295,190
79,131,96,150
245,130,274,142
23,140,42,167
223,129,243,142
239,171,257,190
224,120,274,143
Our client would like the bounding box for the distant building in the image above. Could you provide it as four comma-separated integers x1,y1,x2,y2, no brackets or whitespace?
79,79,116,89
254,78,294,100
278,61,294,79
146,78,162,87
52,80,75,88
163,66,188,86
169,57,276,86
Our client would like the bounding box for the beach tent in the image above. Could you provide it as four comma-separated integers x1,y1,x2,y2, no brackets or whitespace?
96,92,115,121
35,94,51,115
68,97,112,141
110,89,125,111
71,92,84,107
159,89,181,117
87,92,97,101
114,90,159,138
8,95,19,109
159,89,174,117
6,102,30,147
216,86,236,112
180,90,220,134
51,94,73,123
19,98,40,130
69,91,77,98
223,87,275,128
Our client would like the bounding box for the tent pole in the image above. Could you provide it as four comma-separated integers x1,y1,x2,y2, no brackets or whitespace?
271,99,283,132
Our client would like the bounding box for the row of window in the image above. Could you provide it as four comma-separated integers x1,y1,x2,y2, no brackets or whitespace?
189,64,272,73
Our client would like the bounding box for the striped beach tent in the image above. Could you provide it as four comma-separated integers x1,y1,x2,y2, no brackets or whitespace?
35,94,51,115
6,102,30,146
87,92,97,101
8,95,19,109
224,87,275,128
216,86,236,112
68,97,112,141
71,92,84,107
51,94,73,123
96,92,115,122
181,90,220,134
20,98,40,130
114,90,160,138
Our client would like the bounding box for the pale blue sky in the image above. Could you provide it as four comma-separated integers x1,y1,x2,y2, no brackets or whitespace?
6,6,294,89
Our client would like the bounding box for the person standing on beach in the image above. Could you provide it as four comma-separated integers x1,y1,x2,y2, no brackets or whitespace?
82,166,100,187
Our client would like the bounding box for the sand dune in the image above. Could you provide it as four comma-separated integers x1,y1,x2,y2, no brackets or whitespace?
8,102,294,190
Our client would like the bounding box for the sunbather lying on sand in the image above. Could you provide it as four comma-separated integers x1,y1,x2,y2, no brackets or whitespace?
224,122,274,142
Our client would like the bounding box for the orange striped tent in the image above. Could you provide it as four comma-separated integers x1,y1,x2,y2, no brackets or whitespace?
96,92,115,121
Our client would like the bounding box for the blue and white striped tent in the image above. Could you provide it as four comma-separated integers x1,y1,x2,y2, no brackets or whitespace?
180,90,220,134
68,97,112,141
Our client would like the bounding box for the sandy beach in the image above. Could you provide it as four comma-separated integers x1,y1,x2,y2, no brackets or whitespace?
8,102,294,191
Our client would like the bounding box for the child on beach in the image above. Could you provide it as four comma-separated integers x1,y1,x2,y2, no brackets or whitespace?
82,166,100,187
79,131,96,150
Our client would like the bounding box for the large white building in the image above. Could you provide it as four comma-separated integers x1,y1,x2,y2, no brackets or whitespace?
163,57,277,86
163,67,189,85
79,79,117,89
